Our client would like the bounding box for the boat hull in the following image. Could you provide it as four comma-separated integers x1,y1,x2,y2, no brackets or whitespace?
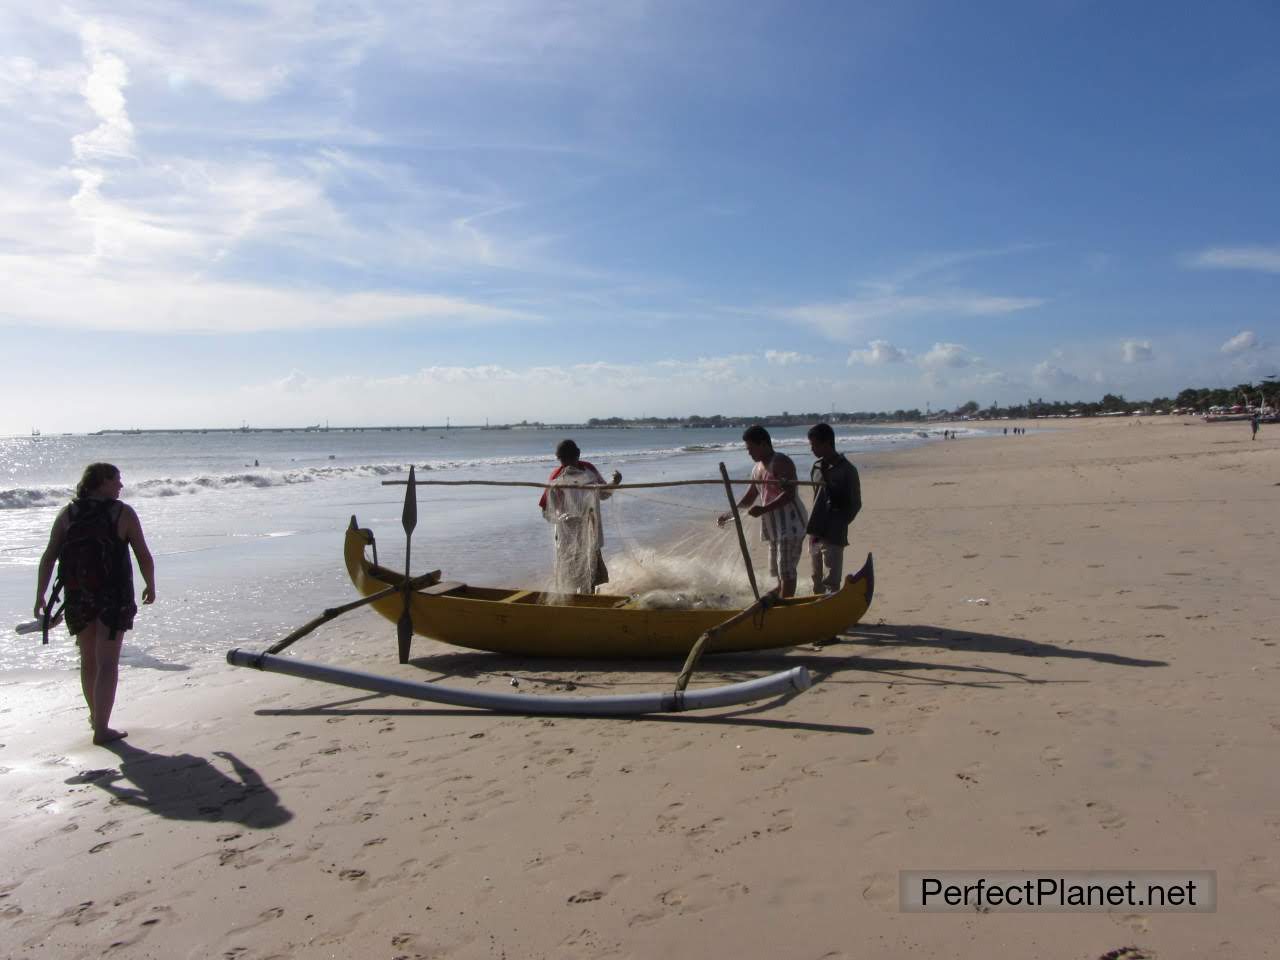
344,519,874,658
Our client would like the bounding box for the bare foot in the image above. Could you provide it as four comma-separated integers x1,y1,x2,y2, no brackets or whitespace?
93,728,128,745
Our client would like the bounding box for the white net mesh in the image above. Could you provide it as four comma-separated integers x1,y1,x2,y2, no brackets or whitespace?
542,466,605,597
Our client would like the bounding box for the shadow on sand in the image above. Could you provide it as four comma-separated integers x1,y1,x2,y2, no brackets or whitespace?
845,622,1168,668
65,741,291,828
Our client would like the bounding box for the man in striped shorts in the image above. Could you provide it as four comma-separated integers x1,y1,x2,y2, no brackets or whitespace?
718,424,808,597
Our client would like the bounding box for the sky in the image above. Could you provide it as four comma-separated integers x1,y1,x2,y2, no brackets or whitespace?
1,0,1277,432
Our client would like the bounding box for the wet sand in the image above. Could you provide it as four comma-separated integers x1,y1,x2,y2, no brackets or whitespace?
2,415,1278,959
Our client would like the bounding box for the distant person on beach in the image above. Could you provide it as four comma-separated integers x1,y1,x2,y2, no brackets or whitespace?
718,425,808,598
33,463,156,746
1251,413,1260,440
539,440,621,594
805,423,862,594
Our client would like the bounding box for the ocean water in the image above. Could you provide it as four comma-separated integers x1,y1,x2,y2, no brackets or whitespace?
1,424,972,673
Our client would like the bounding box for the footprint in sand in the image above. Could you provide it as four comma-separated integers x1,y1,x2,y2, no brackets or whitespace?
89,840,112,854
684,816,724,838
567,890,603,903
766,809,793,834
1118,914,1151,935
860,872,896,906
1041,746,1064,770
656,801,684,832
1023,823,1049,837
905,798,931,822
1086,800,1126,831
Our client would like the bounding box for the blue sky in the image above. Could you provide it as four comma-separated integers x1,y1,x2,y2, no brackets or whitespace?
1,0,1277,432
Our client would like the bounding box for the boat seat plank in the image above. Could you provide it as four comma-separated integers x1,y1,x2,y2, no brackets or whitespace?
501,590,537,603
419,580,466,596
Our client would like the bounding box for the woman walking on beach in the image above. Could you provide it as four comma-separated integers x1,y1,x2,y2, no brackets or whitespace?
33,463,156,745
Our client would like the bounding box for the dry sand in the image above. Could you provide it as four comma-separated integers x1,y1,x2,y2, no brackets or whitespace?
2,416,1278,959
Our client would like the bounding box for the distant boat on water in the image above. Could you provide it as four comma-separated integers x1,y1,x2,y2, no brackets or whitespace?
30,428,41,441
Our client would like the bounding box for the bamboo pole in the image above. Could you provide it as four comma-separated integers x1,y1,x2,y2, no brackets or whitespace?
382,478,822,490
719,461,759,601
265,570,442,655
229,648,811,715
674,590,777,692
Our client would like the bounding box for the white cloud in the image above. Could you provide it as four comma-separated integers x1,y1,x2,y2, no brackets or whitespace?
780,292,1043,342
1189,246,1280,274
655,355,754,383
920,342,978,369
71,36,134,161
847,339,908,365
764,350,815,366
1121,339,1153,363
0,256,533,332
1221,330,1257,354
1032,361,1081,389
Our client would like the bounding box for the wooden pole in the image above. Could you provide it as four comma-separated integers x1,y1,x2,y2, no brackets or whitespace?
398,465,417,663
266,570,442,655
674,590,775,692
383,478,822,490
719,461,759,602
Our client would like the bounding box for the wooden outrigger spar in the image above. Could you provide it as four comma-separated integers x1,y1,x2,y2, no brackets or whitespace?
226,464,873,715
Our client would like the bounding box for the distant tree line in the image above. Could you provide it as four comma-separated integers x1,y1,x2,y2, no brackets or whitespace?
580,378,1277,428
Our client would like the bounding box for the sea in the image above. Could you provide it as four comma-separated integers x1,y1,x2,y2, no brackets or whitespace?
1,424,975,674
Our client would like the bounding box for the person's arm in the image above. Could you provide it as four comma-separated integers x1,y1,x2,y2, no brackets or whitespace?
122,505,156,604
599,469,622,501
718,482,758,526
34,507,69,618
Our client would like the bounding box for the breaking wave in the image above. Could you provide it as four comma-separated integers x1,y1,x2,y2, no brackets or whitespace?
0,428,981,511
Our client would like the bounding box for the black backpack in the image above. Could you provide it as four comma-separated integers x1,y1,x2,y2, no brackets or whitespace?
57,499,122,594
42,500,122,645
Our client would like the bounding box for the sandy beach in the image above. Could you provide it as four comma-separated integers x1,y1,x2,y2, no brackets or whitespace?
2,416,1278,959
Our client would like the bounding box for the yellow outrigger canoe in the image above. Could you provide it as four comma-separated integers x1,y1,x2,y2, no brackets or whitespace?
345,516,874,660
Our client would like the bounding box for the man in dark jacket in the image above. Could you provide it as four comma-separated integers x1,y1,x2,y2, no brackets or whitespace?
805,423,861,594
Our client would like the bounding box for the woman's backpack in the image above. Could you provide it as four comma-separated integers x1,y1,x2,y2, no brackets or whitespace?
57,499,123,594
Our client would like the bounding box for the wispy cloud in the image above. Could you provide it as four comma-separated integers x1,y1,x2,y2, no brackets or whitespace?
779,292,1043,341
0,258,534,332
764,350,815,366
1221,330,1257,354
774,245,1045,342
1032,360,1081,389
1188,246,1280,274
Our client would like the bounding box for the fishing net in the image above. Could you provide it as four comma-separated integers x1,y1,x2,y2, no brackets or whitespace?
542,465,606,597
529,460,771,607
597,478,766,609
